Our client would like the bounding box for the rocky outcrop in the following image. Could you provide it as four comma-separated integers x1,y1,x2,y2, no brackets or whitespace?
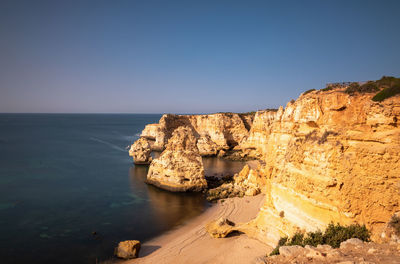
197,134,218,156
115,240,141,259
206,164,265,201
134,79,400,247
146,126,207,192
265,238,400,263
238,110,278,159
381,213,400,244
140,113,253,153
141,123,166,151
129,137,152,164
243,88,400,244
205,217,236,238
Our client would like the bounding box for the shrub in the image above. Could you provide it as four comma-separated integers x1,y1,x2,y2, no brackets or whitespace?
344,82,360,94
372,83,400,102
345,81,379,94
303,230,324,247
269,222,370,256
389,215,400,235
288,232,305,246
321,86,333,91
323,222,370,248
360,81,379,92
376,76,398,87
303,89,316,95
269,236,288,256
239,111,256,115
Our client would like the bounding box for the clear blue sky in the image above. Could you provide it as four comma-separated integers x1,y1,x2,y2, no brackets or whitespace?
1,0,399,113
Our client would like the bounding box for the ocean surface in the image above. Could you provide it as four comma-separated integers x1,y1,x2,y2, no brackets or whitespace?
0,114,245,263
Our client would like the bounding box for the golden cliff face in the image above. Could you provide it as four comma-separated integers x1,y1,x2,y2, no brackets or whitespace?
134,85,399,244
242,89,400,244
146,126,207,192
141,113,252,152
240,110,278,159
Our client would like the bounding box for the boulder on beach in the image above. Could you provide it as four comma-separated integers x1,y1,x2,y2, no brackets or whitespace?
146,126,207,192
205,217,236,238
115,240,141,259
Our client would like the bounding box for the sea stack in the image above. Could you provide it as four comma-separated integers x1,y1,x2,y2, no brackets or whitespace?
129,137,152,164
146,126,207,192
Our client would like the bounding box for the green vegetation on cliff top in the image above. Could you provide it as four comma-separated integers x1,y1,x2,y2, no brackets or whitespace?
309,76,400,102
269,222,371,256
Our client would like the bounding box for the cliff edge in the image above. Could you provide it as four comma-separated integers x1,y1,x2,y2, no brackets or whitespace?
130,77,400,246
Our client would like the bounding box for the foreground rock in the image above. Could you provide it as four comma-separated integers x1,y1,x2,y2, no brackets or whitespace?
264,238,400,264
206,165,264,201
129,137,152,164
205,217,236,238
146,126,207,192
115,240,141,259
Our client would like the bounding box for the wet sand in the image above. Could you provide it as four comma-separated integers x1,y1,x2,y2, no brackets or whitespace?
126,194,271,264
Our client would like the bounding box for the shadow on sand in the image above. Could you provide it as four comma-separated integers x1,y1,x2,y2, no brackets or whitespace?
139,245,161,258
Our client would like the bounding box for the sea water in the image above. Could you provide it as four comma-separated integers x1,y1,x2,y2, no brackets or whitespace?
0,114,245,263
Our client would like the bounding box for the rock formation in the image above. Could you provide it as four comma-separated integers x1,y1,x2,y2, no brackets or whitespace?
146,126,207,192
206,164,265,201
129,137,152,164
140,113,253,152
196,134,218,156
264,238,400,263
140,123,165,151
134,78,400,247
239,110,277,159
205,217,236,238
240,87,400,244
115,240,141,259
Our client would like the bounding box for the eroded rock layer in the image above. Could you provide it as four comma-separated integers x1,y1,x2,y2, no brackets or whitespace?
206,164,266,201
146,126,207,192
140,113,253,152
129,137,152,164
241,88,400,244
134,84,400,245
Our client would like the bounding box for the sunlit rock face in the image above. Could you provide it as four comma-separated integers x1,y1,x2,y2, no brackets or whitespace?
140,123,165,151
146,126,207,192
140,113,253,153
129,137,152,164
239,110,278,159
197,134,218,156
135,85,400,245
243,89,400,245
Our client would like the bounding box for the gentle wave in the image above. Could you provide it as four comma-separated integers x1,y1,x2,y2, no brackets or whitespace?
89,137,127,152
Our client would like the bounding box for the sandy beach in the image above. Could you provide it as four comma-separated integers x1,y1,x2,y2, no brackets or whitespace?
125,194,271,264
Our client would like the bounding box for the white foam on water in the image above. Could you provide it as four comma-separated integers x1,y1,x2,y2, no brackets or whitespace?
89,137,127,152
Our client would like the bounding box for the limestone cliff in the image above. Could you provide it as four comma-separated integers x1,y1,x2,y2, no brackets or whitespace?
133,79,400,245
241,87,400,244
206,164,266,201
146,126,207,192
140,113,253,152
239,110,277,159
